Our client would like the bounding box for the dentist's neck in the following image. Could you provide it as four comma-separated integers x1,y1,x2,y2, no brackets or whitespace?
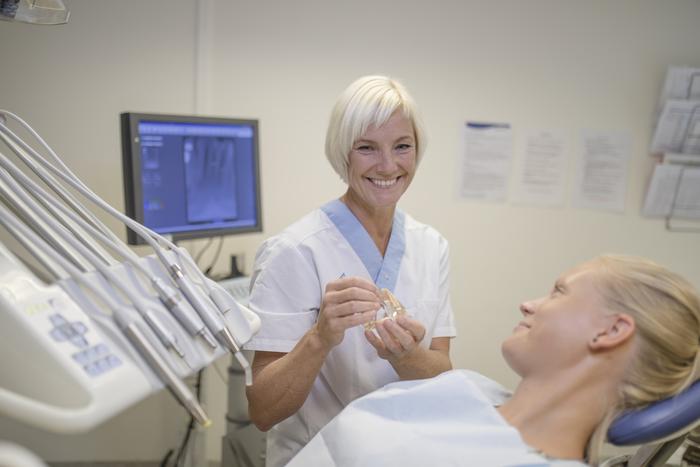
340,192,395,256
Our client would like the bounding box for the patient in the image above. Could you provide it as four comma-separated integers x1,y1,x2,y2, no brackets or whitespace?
287,255,700,466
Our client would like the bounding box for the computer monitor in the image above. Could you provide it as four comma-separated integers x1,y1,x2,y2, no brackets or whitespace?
120,112,262,245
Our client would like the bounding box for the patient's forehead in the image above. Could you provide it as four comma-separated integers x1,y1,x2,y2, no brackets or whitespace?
555,263,608,304
557,262,599,285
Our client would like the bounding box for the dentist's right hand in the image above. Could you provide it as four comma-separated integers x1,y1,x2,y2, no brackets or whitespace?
314,276,382,349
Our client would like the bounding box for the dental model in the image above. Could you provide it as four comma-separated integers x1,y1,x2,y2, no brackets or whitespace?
365,289,406,331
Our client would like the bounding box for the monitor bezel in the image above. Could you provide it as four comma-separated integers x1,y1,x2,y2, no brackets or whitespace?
120,112,262,245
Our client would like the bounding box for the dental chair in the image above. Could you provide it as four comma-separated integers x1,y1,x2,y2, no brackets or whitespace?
603,379,700,466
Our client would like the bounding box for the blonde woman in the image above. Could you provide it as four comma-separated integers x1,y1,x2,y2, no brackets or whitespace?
288,255,700,466
245,76,456,467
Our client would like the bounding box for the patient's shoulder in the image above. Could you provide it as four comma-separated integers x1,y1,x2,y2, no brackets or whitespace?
451,369,512,405
377,369,512,406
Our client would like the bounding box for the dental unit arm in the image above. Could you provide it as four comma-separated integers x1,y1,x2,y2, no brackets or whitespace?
0,110,261,433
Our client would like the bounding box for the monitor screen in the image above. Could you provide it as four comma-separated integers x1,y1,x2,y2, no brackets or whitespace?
120,112,262,245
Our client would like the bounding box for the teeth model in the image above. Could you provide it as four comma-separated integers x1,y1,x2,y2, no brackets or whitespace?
365,288,406,331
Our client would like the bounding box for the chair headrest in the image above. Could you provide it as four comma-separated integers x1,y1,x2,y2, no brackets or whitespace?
608,379,700,445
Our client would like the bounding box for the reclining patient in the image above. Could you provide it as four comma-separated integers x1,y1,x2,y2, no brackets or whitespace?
287,255,700,466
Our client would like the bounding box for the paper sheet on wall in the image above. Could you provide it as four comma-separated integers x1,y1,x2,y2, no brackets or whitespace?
572,130,630,213
650,99,700,155
656,67,700,115
459,122,513,202
511,130,567,207
643,163,700,219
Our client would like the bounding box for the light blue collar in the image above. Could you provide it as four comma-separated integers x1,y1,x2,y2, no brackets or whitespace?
321,199,405,292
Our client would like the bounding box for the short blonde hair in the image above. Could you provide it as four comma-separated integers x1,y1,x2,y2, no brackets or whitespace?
587,255,700,464
324,75,426,183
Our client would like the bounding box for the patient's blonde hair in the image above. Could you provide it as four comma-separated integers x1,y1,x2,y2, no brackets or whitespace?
587,254,700,464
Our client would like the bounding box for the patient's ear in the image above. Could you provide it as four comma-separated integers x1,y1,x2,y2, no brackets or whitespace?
589,313,635,350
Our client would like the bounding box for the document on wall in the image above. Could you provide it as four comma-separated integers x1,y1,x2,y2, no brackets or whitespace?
642,157,700,219
511,130,567,207
656,67,700,114
459,122,513,202
650,99,700,155
572,130,630,213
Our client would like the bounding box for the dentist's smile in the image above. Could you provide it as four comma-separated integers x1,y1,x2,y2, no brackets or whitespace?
367,177,400,188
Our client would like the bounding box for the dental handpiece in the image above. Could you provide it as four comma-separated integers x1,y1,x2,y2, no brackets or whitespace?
168,265,237,350
167,264,253,385
151,277,217,349
116,314,211,427
207,282,254,384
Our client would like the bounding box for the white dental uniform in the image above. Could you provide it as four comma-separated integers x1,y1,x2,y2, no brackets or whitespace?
245,199,456,467
288,370,588,467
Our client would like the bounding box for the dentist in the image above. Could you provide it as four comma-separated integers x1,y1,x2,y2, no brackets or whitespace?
245,75,456,467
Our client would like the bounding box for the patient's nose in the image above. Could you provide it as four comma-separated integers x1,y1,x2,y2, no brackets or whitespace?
519,299,538,316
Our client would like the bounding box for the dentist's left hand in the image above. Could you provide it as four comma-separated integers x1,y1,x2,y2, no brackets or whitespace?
365,315,426,360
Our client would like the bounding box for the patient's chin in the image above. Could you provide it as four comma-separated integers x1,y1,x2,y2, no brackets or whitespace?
501,337,526,377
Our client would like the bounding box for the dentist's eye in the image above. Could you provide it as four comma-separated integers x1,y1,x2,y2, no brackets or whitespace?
354,145,375,155
395,143,413,152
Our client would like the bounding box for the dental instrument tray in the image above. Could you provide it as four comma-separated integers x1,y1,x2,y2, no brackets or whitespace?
0,110,261,432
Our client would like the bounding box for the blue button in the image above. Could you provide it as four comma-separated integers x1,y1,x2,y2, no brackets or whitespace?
96,358,111,372
72,336,89,349
72,352,83,364
72,351,89,365
49,314,67,326
94,344,109,356
89,345,104,359
84,362,102,376
50,328,67,342
107,355,122,368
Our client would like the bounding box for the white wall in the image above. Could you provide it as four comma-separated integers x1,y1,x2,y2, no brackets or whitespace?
1,0,699,464
202,0,700,387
